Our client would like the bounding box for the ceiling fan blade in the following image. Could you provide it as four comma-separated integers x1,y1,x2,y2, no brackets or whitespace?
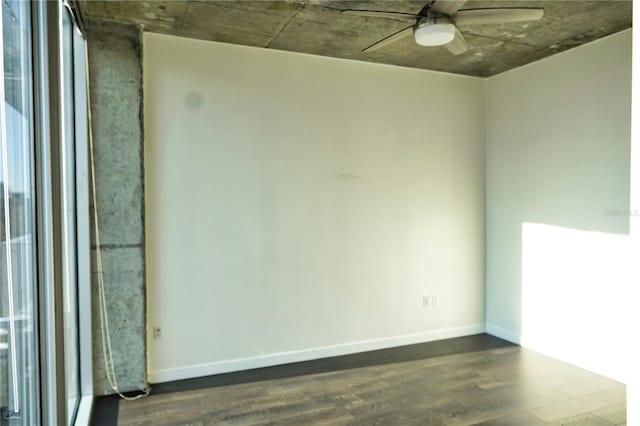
431,0,468,16
444,27,468,55
453,8,544,26
341,9,419,22
362,25,414,53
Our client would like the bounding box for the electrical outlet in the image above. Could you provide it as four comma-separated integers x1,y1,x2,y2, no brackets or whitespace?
422,295,430,307
153,326,162,340
432,293,439,307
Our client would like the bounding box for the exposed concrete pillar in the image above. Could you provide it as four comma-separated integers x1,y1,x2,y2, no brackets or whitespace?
87,22,146,396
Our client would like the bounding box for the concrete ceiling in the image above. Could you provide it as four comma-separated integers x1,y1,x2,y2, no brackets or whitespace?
81,1,632,77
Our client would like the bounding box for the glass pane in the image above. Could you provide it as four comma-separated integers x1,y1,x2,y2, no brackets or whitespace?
60,8,80,425
0,0,39,424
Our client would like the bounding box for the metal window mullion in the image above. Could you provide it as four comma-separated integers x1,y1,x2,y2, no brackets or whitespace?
32,1,67,424
72,28,92,400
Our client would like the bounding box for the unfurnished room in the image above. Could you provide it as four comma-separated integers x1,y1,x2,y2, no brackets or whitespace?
0,1,638,425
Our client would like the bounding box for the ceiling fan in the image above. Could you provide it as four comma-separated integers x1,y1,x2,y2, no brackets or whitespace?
341,1,544,55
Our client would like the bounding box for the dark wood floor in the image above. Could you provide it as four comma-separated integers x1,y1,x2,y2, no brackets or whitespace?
95,334,627,426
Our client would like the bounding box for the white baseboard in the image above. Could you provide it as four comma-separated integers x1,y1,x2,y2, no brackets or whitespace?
485,323,521,344
148,323,485,383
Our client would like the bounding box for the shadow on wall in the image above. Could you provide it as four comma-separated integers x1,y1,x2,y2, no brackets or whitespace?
520,221,634,384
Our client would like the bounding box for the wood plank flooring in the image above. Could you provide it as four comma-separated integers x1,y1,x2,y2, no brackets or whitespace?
98,335,627,426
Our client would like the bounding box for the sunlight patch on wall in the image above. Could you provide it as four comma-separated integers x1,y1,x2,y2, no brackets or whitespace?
521,222,633,384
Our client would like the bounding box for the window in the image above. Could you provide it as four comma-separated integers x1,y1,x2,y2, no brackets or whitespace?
1,1,90,424
0,0,40,423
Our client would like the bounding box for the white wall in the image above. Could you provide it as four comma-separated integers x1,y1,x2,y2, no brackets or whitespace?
485,30,633,382
144,33,486,383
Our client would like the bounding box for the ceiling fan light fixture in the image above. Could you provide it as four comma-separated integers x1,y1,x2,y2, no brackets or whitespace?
414,21,456,46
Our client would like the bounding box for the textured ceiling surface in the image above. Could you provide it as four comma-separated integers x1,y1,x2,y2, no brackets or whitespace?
81,0,632,77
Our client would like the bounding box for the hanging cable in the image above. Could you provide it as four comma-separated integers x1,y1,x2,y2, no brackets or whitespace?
84,36,150,401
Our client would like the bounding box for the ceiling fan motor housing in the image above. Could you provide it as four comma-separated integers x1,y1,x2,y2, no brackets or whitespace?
414,16,456,46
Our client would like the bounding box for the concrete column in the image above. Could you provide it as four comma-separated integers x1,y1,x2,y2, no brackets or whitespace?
87,22,146,396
